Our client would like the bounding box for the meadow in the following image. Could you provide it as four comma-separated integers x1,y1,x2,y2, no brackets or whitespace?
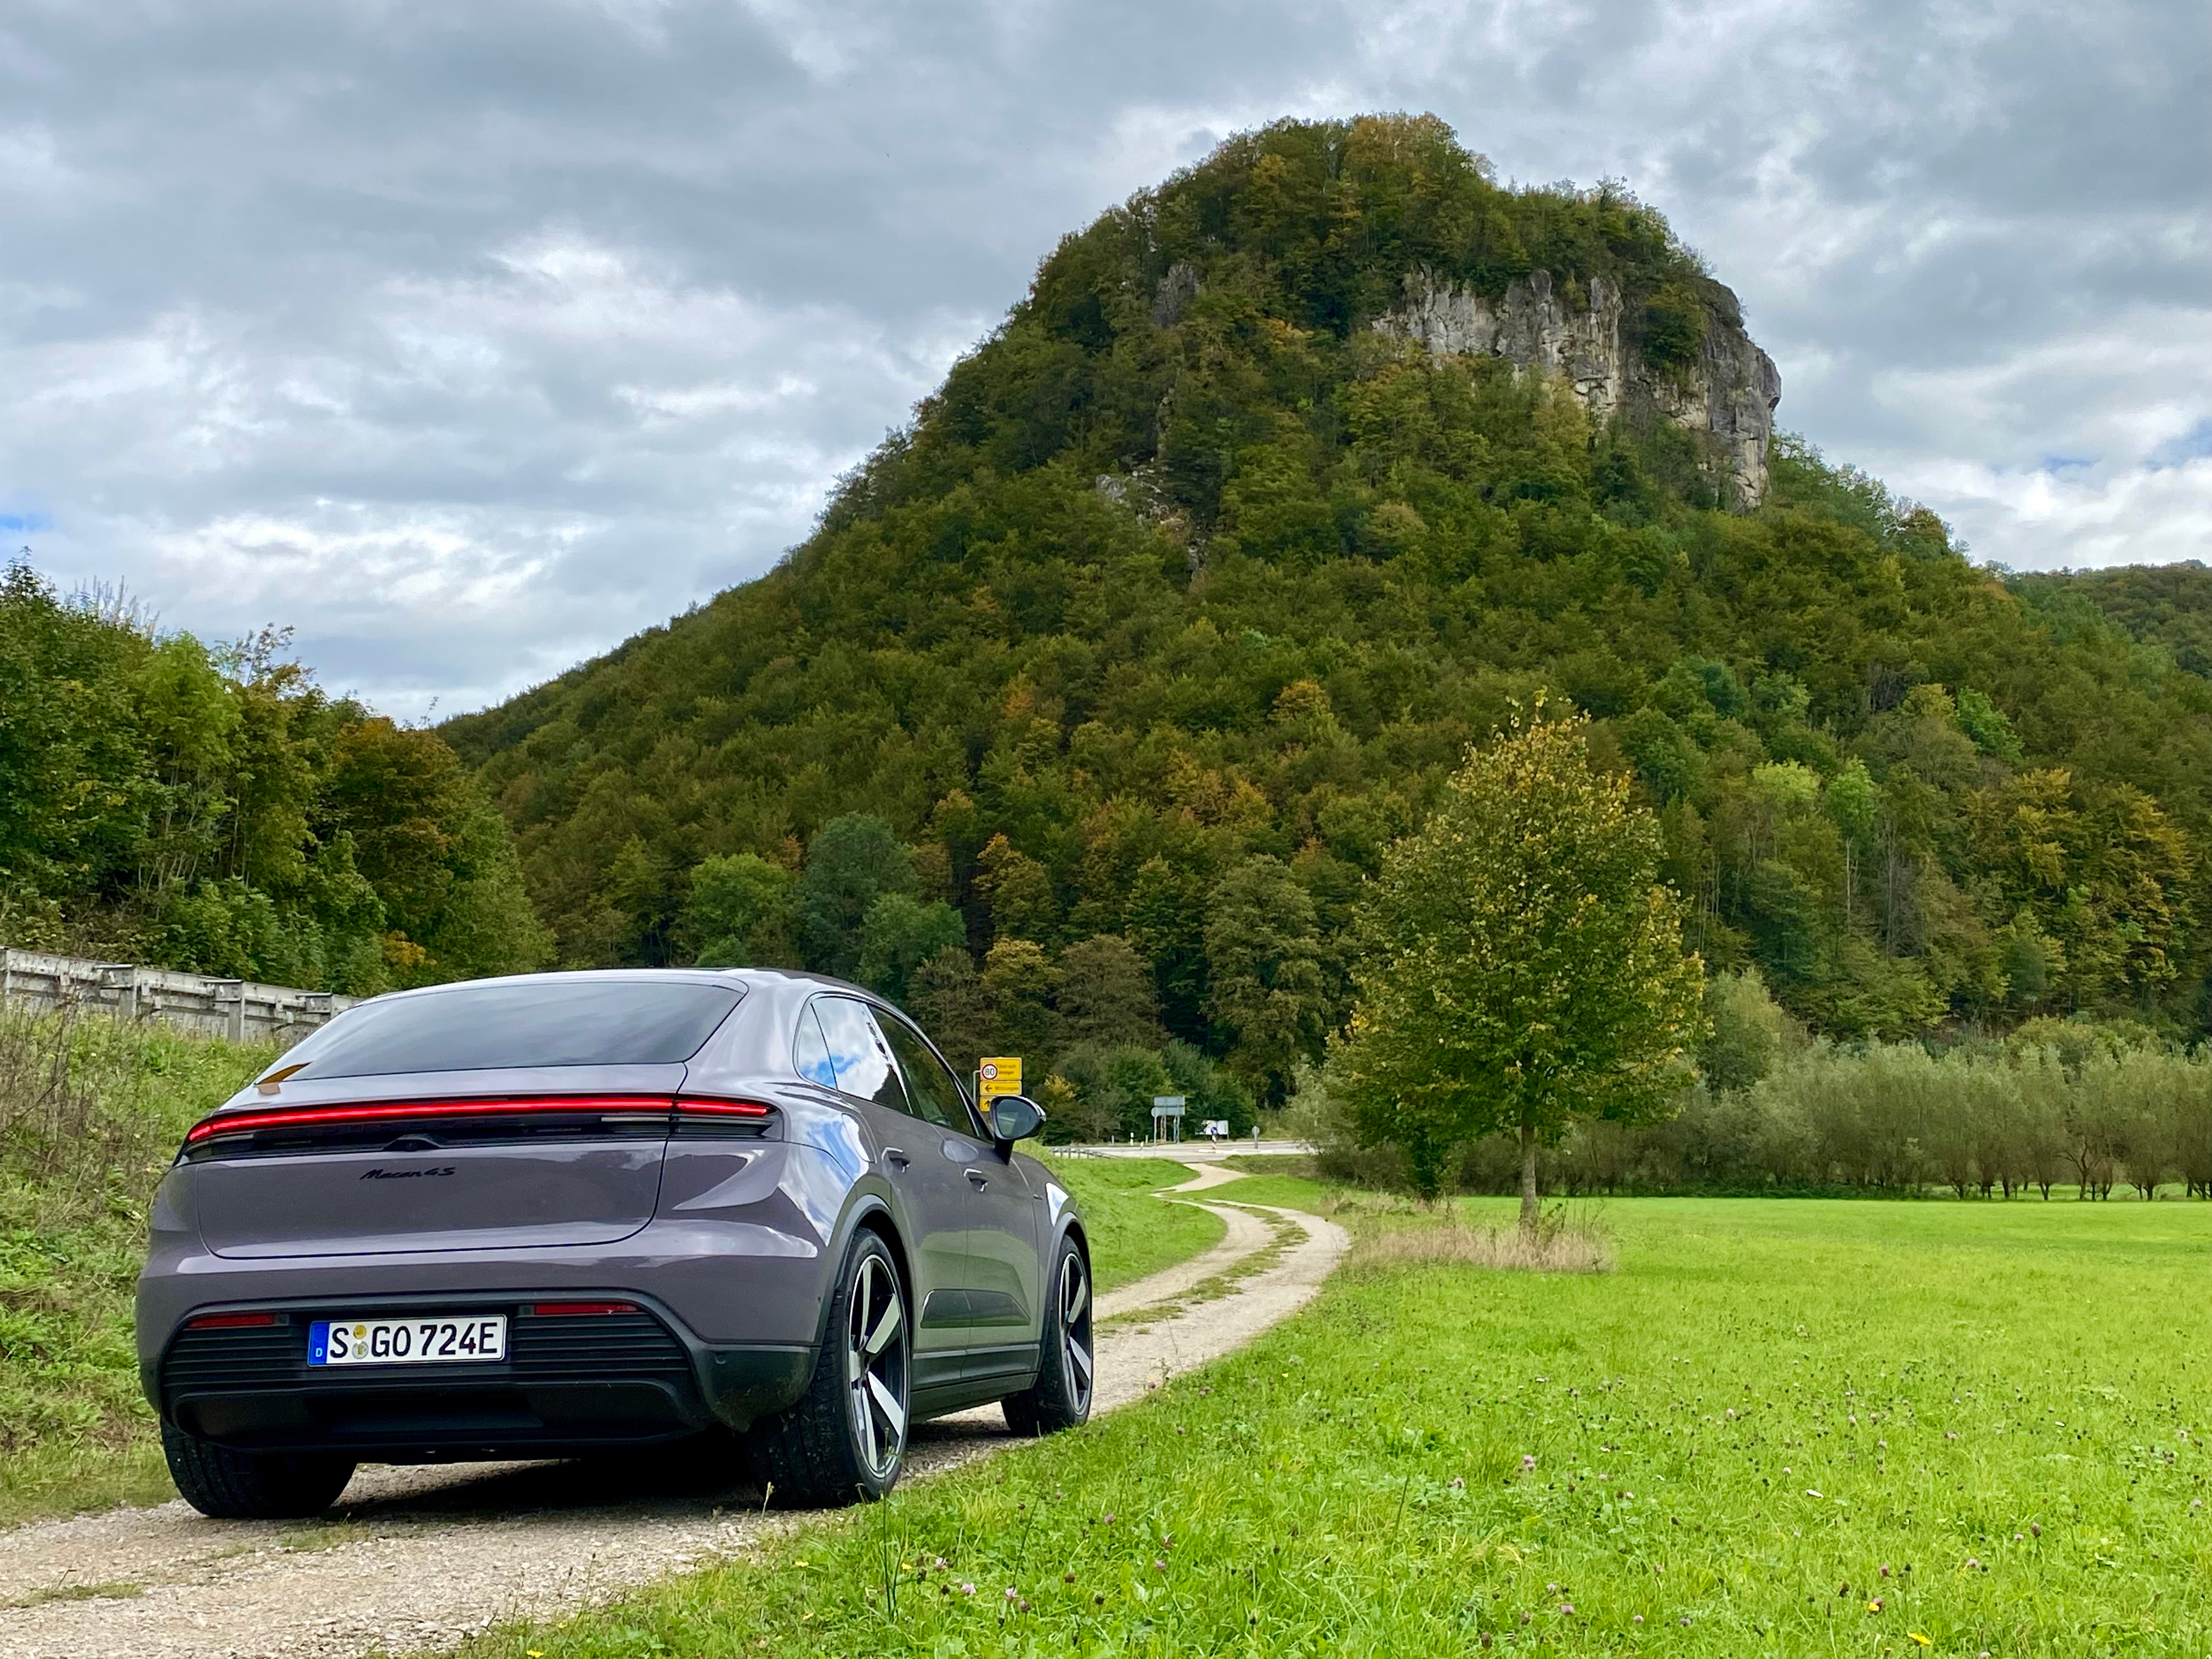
477,1182,2212,1657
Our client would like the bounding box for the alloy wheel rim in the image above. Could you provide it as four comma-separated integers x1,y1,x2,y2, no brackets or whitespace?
1059,1251,1093,1415
845,1252,907,1480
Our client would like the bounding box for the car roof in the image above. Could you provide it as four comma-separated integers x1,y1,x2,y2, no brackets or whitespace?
352,966,874,1006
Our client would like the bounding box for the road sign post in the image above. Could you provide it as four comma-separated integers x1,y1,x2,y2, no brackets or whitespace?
1150,1094,1186,1144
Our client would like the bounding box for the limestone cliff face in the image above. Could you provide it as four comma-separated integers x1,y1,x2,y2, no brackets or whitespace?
1375,269,1782,509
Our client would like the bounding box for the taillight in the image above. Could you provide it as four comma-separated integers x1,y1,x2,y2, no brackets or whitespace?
185,1311,279,1330
675,1098,772,1119
183,1096,680,1144
527,1301,637,1317
672,1097,777,1140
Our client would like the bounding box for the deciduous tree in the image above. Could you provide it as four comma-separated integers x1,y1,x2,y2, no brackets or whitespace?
684,853,794,967
856,893,966,1003
1339,703,1707,1220
1203,856,1329,1109
797,814,916,980
1055,934,1165,1049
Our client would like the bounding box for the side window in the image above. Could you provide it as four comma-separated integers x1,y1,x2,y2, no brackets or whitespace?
793,1003,838,1090
812,996,910,1114
878,1012,977,1136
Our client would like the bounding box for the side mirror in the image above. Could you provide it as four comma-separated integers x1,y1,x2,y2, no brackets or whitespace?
982,1093,1046,1146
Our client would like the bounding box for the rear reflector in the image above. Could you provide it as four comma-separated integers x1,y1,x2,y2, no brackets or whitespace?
185,1311,279,1330
184,1096,682,1144
527,1301,638,1317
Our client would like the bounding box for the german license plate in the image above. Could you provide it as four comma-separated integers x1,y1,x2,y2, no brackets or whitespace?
308,1314,507,1367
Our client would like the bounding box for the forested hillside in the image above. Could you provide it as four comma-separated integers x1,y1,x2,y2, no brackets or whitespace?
0,562,549,993
444,115,2212,1118
2010,562,2212,682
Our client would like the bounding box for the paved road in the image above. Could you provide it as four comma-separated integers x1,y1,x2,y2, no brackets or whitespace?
0,1161,1344,1659
1063,1139,1315,1161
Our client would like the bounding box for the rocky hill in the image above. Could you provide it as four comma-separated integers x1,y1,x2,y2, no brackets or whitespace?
444,115,2212,1093
1378,267,1779,506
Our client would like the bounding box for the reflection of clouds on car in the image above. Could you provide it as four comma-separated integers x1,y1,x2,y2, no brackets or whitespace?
139,967,1087,1518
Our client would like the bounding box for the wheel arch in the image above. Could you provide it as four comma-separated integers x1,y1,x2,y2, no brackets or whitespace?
812,1193,916,1356
1058,1214,1092,1272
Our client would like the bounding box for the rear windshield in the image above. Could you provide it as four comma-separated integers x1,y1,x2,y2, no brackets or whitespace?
285,979,745,1079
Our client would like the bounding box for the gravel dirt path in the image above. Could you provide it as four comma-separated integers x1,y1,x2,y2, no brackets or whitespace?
0,1163,1344,1659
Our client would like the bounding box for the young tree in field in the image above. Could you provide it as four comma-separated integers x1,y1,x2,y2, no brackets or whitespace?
1339,703,1707,1224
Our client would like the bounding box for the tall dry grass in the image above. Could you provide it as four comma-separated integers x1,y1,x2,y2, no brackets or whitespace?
1337,1193,1617,1274
0,1007,171,1227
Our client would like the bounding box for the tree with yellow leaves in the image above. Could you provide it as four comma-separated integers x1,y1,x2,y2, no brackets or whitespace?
1339,699,1707,1224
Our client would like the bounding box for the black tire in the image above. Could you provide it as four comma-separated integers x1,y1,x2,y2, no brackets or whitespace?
1003,1232,1093,1437
161,1421,356,1520
748,1228,910,1506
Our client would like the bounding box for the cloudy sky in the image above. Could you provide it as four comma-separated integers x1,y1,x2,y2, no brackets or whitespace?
3,0,2206,718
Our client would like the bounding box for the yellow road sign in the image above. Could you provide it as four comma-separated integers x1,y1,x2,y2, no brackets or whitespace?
978,1057,1023,1099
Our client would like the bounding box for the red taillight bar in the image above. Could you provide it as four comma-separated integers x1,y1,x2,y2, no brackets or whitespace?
528,1301,637,1317
184,1094,778,1144
186,1311,279,1329
675,1098,773,1118
183,1096,683,1144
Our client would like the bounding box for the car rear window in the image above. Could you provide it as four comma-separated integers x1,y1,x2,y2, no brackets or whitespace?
284,979,746,1079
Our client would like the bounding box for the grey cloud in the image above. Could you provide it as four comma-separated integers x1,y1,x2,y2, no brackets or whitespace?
1,0,2205,718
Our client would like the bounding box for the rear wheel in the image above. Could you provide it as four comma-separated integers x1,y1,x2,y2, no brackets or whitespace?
161,1422,356,1520
749,1228,910,1506
1003,1233,1092,1436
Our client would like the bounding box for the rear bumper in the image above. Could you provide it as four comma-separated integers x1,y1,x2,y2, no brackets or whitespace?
138,1206,838,1365
151,1291,814,1457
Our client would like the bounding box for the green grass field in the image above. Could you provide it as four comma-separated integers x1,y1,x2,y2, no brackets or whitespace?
1035,1152,1224,1293
473,1187,2212,1657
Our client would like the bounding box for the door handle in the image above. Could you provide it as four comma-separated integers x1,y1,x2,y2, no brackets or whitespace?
884,1148,911,1170
966,1169,990,1188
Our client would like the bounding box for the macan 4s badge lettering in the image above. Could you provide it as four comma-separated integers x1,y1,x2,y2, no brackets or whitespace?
137,968,1093,1519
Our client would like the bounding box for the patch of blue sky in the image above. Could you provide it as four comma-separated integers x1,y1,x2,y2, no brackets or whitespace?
2149,421,2212,469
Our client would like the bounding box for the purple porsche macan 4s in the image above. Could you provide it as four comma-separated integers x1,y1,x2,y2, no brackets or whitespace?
137,969,1093,1519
